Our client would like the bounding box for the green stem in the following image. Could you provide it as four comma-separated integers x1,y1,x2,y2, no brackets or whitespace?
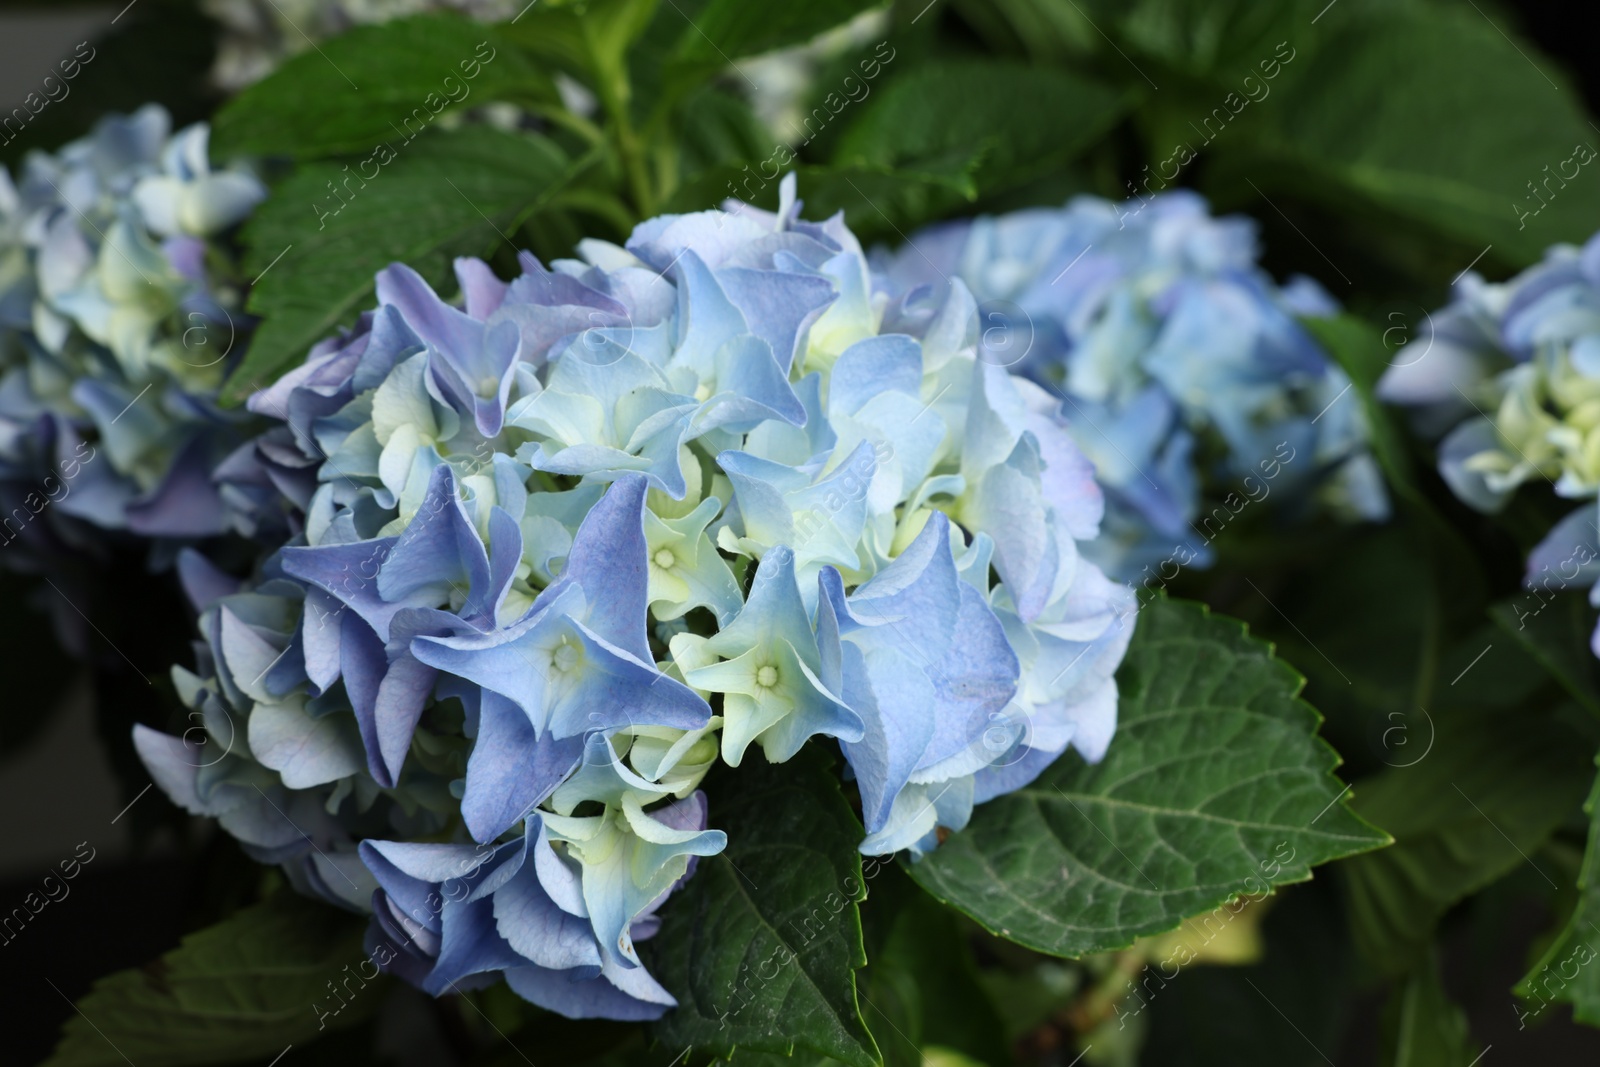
551,188,641,235
523,102,608,148
1413,526,1442,712
583,26,654,216
1063,950,1146,1033
613,108,656,218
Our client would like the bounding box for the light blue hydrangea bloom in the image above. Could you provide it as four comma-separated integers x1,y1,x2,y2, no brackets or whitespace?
876,189,1389,581
1379,232,1600,510
141,175,1135,1019
0,105,265,572
1379,230,1600,655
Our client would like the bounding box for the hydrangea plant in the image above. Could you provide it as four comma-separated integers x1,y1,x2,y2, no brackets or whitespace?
0,105,264,575
134,176,1134,1018
876,190,1389,581
1379,229,1600,654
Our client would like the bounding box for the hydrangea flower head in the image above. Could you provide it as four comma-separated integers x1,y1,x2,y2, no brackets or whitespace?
1,105,264,570
1379,233,1600,510
1379,229,1600,658
877,190,1388,580
141,175,1135,1019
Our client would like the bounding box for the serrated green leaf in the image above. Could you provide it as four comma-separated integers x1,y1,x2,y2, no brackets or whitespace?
1342,705,1593,974
1382,952,1477,1067
221,126,573,402
644,750,878,1067
43,892,376,1067
212,15,553,161
911,597,1386,959
1515,754,1600,1028
669,0,885,73
1209,8,1600,266
832,59,1129,204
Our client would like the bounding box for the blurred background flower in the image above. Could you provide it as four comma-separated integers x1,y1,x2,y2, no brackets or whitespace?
878,190,1388,581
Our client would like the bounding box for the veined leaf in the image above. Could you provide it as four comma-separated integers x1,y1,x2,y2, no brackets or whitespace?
912,597,1387,958
644,749,878,1067
43,892,375,1067
1208,8,1600,266
221,126,573,402
667,0,887,76
1515,755,1600,1027
1343,704,1592,973
212,15,554,160
832,59,1129,204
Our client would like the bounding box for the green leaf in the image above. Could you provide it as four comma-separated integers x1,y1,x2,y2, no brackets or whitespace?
944,0,1100,65
787,160,985,239
1209,8,1600,266
212,15,554,160
1381,953,1477,1067
1113,0,1302,78
672,86,774,176
832,59,1129,204
1300,312,1487,624
1243,526,1434,779
43,892,377,1066
668,0,886,74
1341,704,1593,973
1299,314,1420,505
221,126,573,402
911,597,1387,958
664,159,981,247
1515,755,1600,1027
1102,0,1420,80
875,900,1009,1067
1491,593,1600,721
644,749,878,1067
497,0,660,85
852,866,1010,1067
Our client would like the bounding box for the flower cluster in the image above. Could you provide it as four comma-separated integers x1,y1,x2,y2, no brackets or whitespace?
876,190,1388,581
1378,230,1600,653
0,105,263,577
137,175,1134,1018
1379,233,1600,508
